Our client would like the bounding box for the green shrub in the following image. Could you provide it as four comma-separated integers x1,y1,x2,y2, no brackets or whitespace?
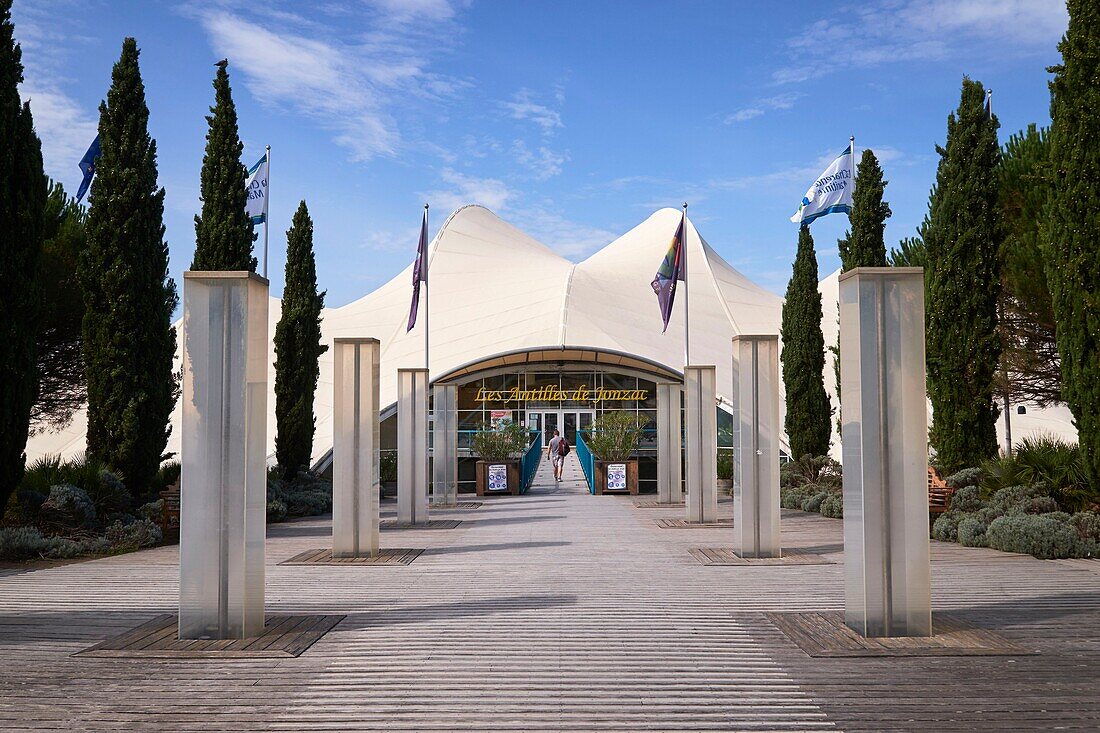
155,461,181,490
781,454,841,490
957,517,988,547
585,411,646,461
949,485,984,512
267,499,288,523
0,526,91,561
1071,512,1100,545
137,500,163,524
472,420,532,461
716,450,733,481
932,511,966,542
104,519,162,551
820,493,844,518
986,513,1088,559
802,490,830,513
40,484,97,529
990,485,1037,516
781,484,819,510
20,454,129,517
380,451,397,483
981,435,1094,511
945,467,983,489
267,470,332,520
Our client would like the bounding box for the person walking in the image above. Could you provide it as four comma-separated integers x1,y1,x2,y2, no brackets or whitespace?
547,429,565,481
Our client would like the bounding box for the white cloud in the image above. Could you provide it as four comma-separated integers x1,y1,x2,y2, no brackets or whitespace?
724,92,802,124
775,0,1067,83
426,169,514,212
20,86,99,181
512,140,568,180
502,88,563,133
510,207,618,260
191,1,468,162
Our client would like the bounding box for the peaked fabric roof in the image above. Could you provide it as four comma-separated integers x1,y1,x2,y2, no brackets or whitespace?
27,205,783,467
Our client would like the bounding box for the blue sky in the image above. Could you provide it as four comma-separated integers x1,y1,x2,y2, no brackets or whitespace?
12,0,1068,307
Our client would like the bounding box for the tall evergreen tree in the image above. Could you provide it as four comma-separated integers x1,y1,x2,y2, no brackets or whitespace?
838,149,891,271
192,62,254,271
1047,0,1100,484
81,38,177,500
782,225,832,459
924,77,1003,472
0,0,46,513
274,201,327,477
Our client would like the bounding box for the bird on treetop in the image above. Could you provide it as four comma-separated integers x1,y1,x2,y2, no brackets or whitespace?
215,58,228,68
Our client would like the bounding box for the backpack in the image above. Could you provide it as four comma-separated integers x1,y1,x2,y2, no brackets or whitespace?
559,438,570,456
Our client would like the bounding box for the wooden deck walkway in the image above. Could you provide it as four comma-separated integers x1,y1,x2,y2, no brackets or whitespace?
2,452,1099,731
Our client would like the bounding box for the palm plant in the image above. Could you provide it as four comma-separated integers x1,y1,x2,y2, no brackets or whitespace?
586,411,647,462
471,420,531,461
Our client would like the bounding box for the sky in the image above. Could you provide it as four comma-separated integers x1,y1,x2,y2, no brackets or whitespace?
11,0,1069,308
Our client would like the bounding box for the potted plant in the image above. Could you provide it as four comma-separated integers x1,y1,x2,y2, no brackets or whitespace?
472,420,530,496
379,450,397,498
717,450,734,493
587,411,646,495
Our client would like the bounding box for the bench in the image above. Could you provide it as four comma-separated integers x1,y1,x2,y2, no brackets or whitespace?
928,467,954,515
159,479,180,543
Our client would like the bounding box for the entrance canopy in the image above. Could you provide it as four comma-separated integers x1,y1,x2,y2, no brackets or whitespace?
27,205,783,468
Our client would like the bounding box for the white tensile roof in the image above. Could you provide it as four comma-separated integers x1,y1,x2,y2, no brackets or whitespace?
26,205,783,468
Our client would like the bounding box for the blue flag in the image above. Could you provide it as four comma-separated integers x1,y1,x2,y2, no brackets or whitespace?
650,211,686,333
75,135,101,203
406,207,429,332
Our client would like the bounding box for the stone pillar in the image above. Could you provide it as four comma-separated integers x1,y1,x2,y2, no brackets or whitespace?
840,267,931,638
684,365,718,524
431,383,458,507
732,335,781,558
656,383,683,504
179,271,268,640
397,368,430,524
332,338,380,558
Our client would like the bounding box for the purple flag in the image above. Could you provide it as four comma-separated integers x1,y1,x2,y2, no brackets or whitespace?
406,208,429,332
650,212,686,332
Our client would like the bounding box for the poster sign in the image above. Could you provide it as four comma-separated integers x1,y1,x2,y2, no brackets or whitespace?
487,464,509,492
490,410,511,429
607,463,627,491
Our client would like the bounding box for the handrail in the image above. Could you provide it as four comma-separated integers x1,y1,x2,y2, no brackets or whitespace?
575,429,595,494
520,431,542,494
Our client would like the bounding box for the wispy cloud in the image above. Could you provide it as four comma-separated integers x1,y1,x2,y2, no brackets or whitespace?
502,88,564,133
510,206,618,259
775,0,1067,84
724,92,802,123
190,0,469,162
512,140,568,180
426,168,514,213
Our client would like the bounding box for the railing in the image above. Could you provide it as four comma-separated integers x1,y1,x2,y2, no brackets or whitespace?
575,429,596,494
520,431,542,494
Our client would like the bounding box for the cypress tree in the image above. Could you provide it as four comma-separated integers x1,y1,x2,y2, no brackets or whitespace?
924,78,1003,472
0,0,46,513
838,149,891,271
1047,0,1100,483
781,225,832,459
81,38,177,500
274,201,327,477
192,62,255,271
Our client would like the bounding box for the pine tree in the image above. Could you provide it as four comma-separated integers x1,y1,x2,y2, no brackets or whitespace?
81,38,178,500
924,77,1003,473
274,201,327,477
838,149,891,271
781,225,832,459
192,62,254,271
0,0,46,514
1047,0,1100,484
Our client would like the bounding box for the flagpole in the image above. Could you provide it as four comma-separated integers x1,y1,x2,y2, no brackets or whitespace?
682,202,690,367
850,135,855,179
263,144,271,279
987,87,1012,456
424,203,430,374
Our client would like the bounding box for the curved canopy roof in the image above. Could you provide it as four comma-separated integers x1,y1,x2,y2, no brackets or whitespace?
27,205,783,468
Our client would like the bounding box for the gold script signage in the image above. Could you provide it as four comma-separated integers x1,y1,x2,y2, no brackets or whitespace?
474,386,648,404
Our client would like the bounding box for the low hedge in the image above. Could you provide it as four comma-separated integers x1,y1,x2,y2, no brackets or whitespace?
985,513,1094,559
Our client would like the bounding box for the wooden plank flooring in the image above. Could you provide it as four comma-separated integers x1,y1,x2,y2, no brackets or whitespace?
1,452,1099,731
689,547,832,566
379,518,462,530
655,517,736,529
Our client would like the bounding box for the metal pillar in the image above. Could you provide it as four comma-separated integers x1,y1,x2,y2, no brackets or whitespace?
684,365,718,524
657,383,683,504
179,271,268,640
732,335,781,558
332,338,380,558
397,368,430,524
431,383,458,507
840,267,931,638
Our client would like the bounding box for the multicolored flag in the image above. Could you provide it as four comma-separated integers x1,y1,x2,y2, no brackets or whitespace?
651,211,686,333
790,142,854,225
75,135,100,202
406,206,429,332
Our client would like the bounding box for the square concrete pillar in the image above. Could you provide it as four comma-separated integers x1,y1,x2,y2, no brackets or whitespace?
332,338,380,558
398,368,430,524
684,365,718,524
431,383,458,507
839,267,931,638
732,335,781,558
179,271,268,640
657,383,683,504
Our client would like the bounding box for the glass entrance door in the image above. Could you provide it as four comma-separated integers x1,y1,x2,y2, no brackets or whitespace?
531,411,558,446
561,410,595,445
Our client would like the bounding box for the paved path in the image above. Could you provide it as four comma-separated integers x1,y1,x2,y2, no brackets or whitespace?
2,464,1100,731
